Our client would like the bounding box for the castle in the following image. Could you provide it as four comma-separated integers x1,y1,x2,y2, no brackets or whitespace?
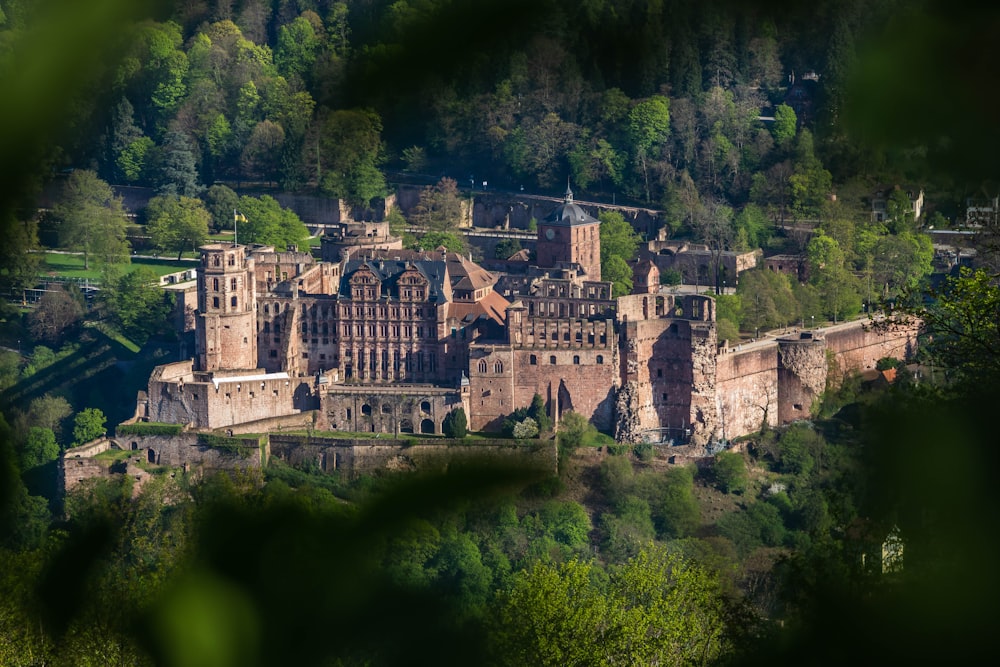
142,187,917,445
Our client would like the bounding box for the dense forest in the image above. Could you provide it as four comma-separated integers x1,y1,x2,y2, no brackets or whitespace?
3,0,1000,665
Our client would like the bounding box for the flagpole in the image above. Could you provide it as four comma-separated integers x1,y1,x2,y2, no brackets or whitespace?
234,208,238,245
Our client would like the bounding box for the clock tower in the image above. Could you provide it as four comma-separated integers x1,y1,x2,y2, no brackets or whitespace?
535,184,602,281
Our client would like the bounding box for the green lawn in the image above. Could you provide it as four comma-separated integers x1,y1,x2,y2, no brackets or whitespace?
41,254,195,281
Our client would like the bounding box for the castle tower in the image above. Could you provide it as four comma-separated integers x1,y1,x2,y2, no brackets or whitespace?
195,244,257,372
536,183,602,281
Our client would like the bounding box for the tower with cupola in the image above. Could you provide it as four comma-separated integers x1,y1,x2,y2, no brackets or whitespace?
535,183,602,281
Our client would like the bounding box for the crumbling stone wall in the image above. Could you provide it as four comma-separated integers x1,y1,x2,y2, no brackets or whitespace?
716,342,780,440
777,335,829,423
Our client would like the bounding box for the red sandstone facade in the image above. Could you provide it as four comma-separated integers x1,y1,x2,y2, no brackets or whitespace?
144,195,918,445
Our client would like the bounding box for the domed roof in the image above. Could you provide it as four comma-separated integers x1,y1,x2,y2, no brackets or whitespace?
543,183,598,227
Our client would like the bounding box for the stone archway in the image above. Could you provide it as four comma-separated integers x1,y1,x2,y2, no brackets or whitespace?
420,418,435,434
147,449,156,464
400,419,414,434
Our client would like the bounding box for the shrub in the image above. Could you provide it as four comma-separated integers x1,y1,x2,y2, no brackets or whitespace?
713,451,748,494
512,417,538,439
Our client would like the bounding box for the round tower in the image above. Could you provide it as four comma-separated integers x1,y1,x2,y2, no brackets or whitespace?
195,244,257,372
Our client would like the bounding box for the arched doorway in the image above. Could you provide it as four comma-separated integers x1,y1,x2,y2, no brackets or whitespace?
400,419,414,434
420,419,434,434
147,449,156,464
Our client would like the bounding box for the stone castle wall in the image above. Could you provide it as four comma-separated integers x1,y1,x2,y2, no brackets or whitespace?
824,320,918,382
269,434,557,478
716,342,780,439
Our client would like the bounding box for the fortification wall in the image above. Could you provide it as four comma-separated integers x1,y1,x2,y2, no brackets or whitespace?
269,435,557,477
319,387,462,435
824,320,918,381
205,377,314,428
716,343,780,439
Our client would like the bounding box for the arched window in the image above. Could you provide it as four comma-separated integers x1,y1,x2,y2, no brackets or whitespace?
264,303,269,314
381,404,392,414
494,361,503,374
573,355,580,365
420,401,431,413
596,355,604,365
478,360,487,373
549,356,557,365
361,404,372,416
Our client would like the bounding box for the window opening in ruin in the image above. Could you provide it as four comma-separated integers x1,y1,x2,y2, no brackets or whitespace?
573,355,580,364
530,354,537,365
228,254,235,266
361,404,372,416
657,369,663,377
213,278,219,291
421,401,431,413
478,360,487,373
231,296,237,308
213,297,220,308
420,419,434,434
382,404,392,414
213,256,220,267
550,356,556,365
148,449,156,463
597,355,604,364
494,361,503,373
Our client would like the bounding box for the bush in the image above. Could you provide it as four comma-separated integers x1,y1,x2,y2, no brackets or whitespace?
634,442,655,461
713,451,748,493
557,411,597,449
512,417,538,439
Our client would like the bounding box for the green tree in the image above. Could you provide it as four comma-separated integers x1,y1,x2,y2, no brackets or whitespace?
734,203,771,250
53,169,130,270
203,184,240,233
660,465,700,538
771,103,797,147
155,130,202,197
410,177,464,231
603,255,633,298
145,195,210,259
738,268,799,333
413,230,466,254
529,393,551,434
101,266,172,343
713,451,748,494
240,119,286,187
236,195,309,250
19,426,58,470
314,108,387,206
73,408,106,445
600,497,656,562
627,95,670,202
275,15,320,85
0,217,41,298
898,267,1000,383
442,408,468,438
494,238,522,260
556,411,597,449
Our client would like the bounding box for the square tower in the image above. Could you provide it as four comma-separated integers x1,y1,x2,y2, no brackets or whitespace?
535,185,602,281
195,244,258,371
